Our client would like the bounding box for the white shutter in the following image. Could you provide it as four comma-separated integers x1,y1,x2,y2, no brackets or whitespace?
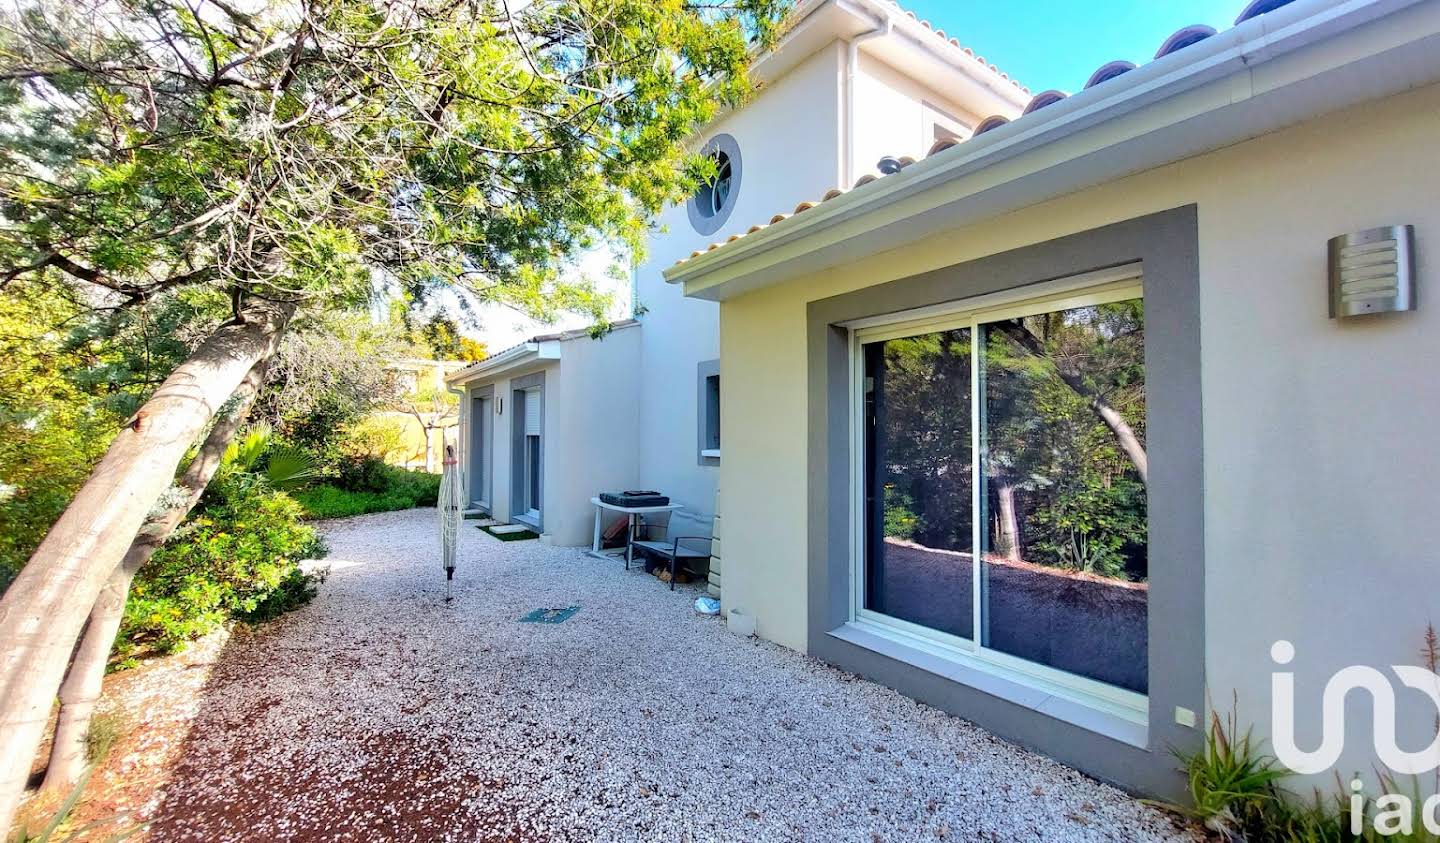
523,389,541,436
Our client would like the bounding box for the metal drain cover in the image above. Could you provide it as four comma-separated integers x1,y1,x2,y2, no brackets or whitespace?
519,606,580,624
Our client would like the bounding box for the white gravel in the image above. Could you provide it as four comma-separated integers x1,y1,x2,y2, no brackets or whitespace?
146,508,1198,843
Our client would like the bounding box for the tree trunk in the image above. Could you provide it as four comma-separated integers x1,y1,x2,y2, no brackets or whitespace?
0,298,295,830
994,321,1148,487
41,359,271,793
995,483,1022,561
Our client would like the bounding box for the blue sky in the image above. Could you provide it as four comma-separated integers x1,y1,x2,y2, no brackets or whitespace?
897,0,1245,93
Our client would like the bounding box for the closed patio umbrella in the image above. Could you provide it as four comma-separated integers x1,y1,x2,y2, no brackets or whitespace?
438,435,464,601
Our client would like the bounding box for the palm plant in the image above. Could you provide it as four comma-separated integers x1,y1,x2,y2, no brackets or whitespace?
221,425,317,490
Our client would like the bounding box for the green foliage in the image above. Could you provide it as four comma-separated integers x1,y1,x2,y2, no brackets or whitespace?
338,416,411,463
222,424,321,490
0,279,120,592
1178,707,1290,838
84,713,123,766
1171,700,1440,843
882,485,919,541
117,471,327,660
292,463,441,519
420,315,486,362
238,565,326,624
260,446,320,491
292,486,423,520
874,301,1148,581
223,427,273,473
0,0,791,322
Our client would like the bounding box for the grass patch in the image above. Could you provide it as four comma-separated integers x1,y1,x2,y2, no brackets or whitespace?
292,485,415,519
480,525,539,541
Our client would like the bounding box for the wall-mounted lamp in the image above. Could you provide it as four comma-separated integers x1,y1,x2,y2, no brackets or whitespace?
1329,225,1416,319
496,396,503,415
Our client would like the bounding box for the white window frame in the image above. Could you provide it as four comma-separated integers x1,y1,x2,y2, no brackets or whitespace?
845,263,1148,723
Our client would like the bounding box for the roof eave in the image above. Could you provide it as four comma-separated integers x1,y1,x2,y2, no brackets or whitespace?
446,342,560,385
665,0,1440,301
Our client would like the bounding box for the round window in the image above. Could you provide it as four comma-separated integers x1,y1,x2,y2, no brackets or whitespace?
688,134,741,236
697,152,733,219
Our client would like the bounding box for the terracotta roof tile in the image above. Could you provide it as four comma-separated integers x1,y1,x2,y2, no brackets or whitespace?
669,0,1301,271
1155,25,1217,59
973,114,1010,135
1084,60,1136,89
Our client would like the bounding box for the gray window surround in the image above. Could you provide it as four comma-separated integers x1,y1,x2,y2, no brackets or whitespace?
806,205,1203,800
697,358,720,466
511,371,544,531
470,385,494,513
688,134,742,237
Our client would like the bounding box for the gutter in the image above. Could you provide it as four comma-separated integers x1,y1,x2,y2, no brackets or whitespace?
664,0,1434,293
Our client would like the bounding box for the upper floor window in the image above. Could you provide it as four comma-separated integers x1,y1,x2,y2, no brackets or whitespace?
688,133,741,237
696,151,733,219
924,101,966,147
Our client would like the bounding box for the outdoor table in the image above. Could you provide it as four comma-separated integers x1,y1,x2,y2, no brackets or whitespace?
587,497,683,568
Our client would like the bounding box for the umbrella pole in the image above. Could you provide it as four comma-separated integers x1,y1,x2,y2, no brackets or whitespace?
439,435,463,603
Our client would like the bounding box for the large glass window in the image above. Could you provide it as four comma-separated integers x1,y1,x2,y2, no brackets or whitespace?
863,329,974,640
861,287,1148,696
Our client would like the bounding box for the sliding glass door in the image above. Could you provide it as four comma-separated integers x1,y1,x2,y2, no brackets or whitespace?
858,279,1148,699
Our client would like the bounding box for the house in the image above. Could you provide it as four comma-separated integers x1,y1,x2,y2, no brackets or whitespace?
446,322,642,545
448,0,1030,571
664,0,1440,801
377,358,466,472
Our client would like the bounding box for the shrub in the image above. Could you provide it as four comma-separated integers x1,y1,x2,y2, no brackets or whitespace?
332,455,392,493
117,471,327,660
386,465,441,506
291,485,417,519
293,464,440,519
338,415,409,462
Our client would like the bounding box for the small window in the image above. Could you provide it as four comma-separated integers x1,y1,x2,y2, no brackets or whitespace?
704,374,721,450
933,122,962,145
695,152,733,219
698,360,720,461
923,101,965,147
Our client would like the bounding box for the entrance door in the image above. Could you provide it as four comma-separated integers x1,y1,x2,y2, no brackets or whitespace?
471,394,492,510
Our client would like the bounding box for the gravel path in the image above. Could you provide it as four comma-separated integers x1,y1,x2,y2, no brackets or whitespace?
145,508,1197,843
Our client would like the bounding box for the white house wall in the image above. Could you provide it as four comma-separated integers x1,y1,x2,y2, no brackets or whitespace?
543,328,643,546
632,44,845,515
716,81,1440,794
850,51,986,175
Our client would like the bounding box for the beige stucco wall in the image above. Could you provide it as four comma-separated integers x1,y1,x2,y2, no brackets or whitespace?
719,81,1440,788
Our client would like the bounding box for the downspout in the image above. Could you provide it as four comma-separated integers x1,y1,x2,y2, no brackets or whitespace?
844,11,892,186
